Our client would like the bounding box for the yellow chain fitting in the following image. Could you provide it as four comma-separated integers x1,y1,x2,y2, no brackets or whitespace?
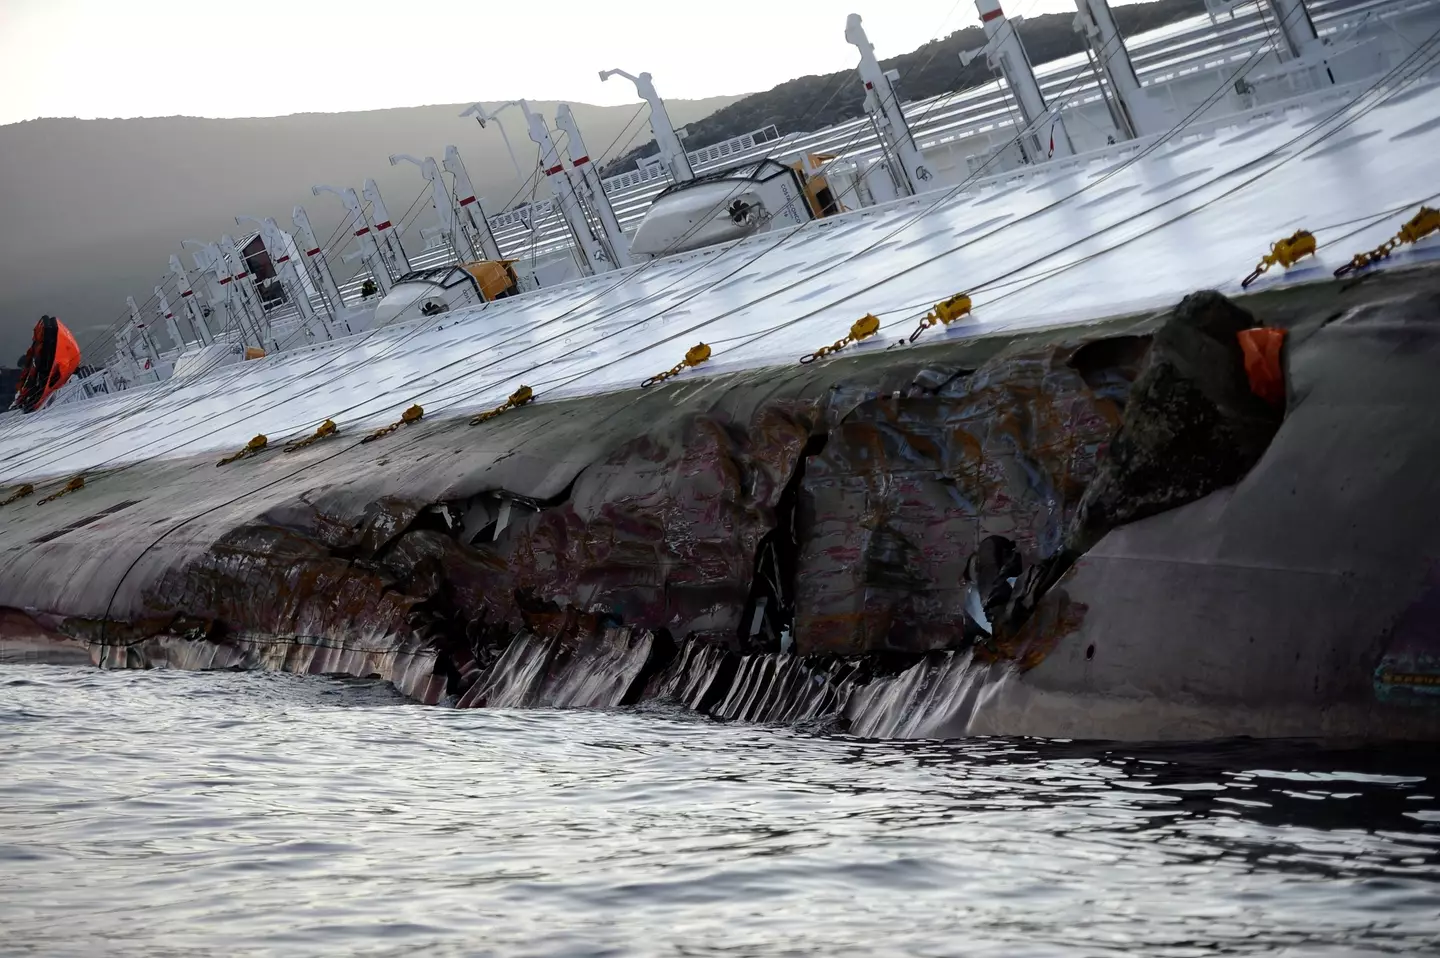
471,386,535,425
362,404,424,444
1335,206,1440,277
38,476,84,505
284,418,338,453
800,314,882,364
216,434,268,467
641,343,713,388
1241,230,1316,288
1,483,35,507
909,292,974,343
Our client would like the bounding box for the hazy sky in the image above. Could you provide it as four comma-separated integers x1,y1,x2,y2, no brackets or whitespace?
0,0,1101,124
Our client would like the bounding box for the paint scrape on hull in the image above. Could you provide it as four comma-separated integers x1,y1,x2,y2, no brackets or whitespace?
4,268,1440,740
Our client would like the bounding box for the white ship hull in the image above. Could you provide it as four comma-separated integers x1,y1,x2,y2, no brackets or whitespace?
2,60,1438,480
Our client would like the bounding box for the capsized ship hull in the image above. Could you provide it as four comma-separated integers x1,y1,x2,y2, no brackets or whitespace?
4,263,1440,741
3,20,1440,738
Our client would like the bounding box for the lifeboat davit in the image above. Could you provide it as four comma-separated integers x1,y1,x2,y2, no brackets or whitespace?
11,315,81,413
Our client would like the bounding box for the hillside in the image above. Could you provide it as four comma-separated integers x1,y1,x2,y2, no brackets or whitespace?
0,96,741,361
601,0,1207,177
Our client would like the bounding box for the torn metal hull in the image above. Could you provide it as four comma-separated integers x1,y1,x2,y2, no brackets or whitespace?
4,18,1440,736
3,266,1440,740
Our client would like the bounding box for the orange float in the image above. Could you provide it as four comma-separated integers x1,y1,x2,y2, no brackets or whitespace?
12,315,81,413
1236,326,1287,407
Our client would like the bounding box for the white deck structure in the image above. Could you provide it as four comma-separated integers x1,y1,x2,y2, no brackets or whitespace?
132,0,1435,348
0,55,1437,483
472,0,1428,266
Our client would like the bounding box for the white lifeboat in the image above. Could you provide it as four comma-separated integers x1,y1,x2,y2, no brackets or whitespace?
371,261,519,327
628,159,815,257
172,342,243,378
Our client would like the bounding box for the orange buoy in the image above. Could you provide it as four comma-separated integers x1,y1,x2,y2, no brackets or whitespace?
12,316,81,413
1237,327,1287,407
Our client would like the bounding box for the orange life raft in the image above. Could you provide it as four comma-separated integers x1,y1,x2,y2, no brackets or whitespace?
12,315,81,413
1236,326,1287,407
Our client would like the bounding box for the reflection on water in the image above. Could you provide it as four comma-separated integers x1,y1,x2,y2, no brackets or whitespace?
1,665,1438,957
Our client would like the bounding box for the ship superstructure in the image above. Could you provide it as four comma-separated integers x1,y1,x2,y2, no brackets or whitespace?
3,0,1438,476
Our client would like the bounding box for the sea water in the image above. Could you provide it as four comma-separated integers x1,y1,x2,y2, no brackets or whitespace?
2,665,1438,957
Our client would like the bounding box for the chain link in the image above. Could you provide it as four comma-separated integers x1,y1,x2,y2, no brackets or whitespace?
216,434,268,466
1241,229,1316,288
362,405,424,444
0,484,35,507
284,419,338,453
909,293,974,343
641,343,712,388
38,475,85,504
800,314,882,364
472,386,535,425
1334,207,1440,277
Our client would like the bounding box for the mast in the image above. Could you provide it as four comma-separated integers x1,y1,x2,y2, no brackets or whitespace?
392,153,475,260
598,68,695,184
237,215,334,341
443,145,505,262
113,322,144,384
521,100,610,274
125,296,162,379
845,14,932,195
153,287,186,350
183,241,237,341
1073,0,1162,138
555,104,634,268
974,0,1074,161
313,184,392,296
169,254,214,346
220,232,272,348
292,205,349,317
1266,0,1322,61
363,179,412,275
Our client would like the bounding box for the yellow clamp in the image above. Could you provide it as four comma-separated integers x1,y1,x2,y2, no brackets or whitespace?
0,483,34,507
1335,206,1440,278
909,292,973,343
362,404,424,444
641,343,712,388
284,418,338,453
1242,230,1316,288
472,386,535,425
38,476,84,505
217,434,268,467
800,314,882,364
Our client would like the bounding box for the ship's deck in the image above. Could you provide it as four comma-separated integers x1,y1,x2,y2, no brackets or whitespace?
466,0,1415,269
1,73,1437,484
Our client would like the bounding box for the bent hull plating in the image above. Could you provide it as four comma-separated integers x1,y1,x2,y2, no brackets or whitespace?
4,267,1440,740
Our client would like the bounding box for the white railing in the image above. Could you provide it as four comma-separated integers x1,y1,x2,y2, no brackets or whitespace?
487,198,559,231
683,124,781,168
597,123,785,195
601,163,672,195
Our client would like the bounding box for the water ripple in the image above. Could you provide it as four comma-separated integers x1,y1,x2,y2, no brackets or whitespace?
1,665,1438,957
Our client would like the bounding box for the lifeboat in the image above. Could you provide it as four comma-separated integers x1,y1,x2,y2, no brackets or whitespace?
11,315,80,413
628,159,816,257
370,261,520,328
